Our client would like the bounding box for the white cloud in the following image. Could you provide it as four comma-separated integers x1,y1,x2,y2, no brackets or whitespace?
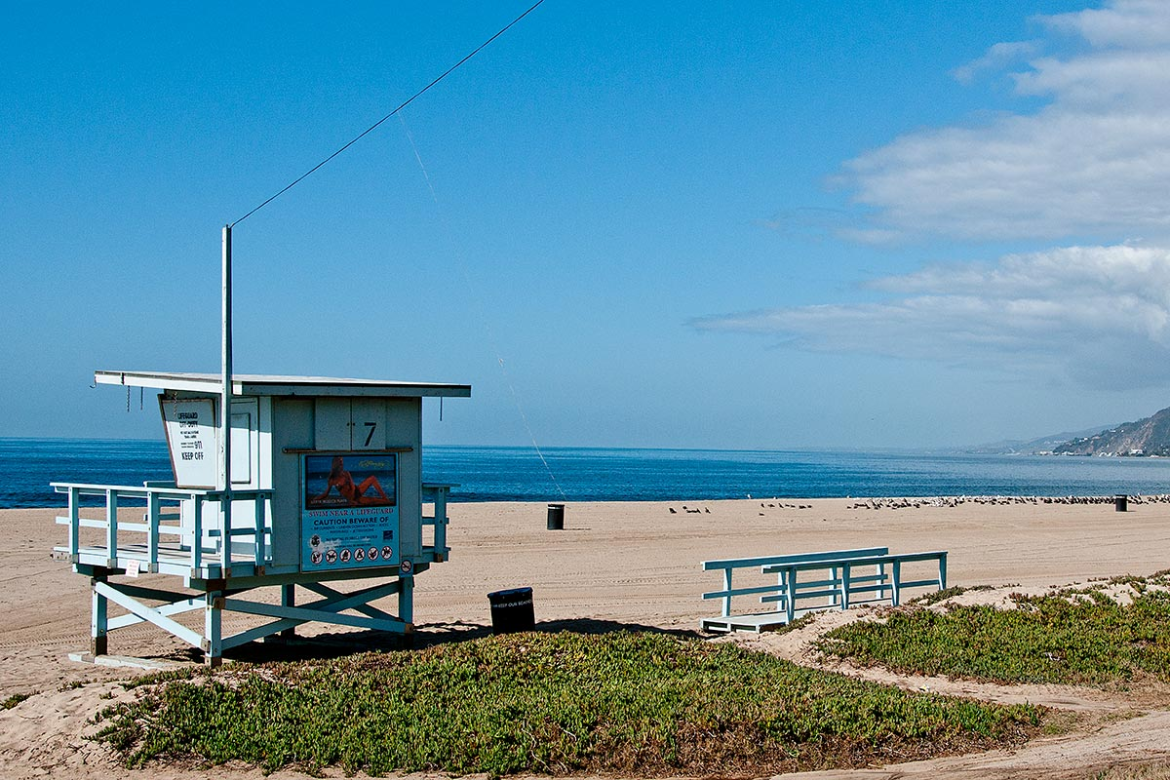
694,244,1170,389
729,3,1170,391
842,0,1170,242
951,41,1039,85
1042,0,1170,49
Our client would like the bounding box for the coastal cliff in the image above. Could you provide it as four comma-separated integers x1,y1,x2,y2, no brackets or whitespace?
1053,406,1170,456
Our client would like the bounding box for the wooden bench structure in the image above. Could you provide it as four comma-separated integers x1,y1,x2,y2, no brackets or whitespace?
701,546,947,633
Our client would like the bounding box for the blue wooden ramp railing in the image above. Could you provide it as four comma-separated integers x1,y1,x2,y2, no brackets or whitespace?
701,547,947,633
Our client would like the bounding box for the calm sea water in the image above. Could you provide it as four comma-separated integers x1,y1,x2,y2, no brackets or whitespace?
3,437,1169,509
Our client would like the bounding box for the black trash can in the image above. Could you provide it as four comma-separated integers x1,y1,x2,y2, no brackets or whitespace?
547,503,565,530
488,587,535,634
1115,494,1128,512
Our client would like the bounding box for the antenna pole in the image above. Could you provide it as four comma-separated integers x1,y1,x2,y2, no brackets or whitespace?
221,225,233,525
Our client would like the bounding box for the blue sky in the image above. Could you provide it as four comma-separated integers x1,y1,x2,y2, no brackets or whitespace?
5,0,1170,449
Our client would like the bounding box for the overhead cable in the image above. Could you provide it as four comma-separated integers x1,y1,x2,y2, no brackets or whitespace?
231,0,546,227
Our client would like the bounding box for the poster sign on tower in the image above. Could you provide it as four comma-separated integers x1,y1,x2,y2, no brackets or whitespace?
301,453,399,571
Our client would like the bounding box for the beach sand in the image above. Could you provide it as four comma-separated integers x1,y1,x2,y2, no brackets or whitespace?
3,497,1170,778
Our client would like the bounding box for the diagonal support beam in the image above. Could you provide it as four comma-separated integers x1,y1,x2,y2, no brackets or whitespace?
95,581,204,649
108,598,201,630
301,581,398,620
294,579,403,615
230,579,402,617
219,580,407,649
221,617,300,650
222,599,406,633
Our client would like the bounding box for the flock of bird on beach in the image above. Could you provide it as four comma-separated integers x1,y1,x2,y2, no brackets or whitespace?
846,494,1170,510
665,494,1170,515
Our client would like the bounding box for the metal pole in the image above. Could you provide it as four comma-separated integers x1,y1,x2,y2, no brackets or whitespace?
221,225,233,535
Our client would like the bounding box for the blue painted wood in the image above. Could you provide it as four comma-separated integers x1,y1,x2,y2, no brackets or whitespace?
205,589,223,662
301,581,400,621
91,574,108,656
55,479,445,662
253,498,266,566
53,482,274,578
899,578,942,589
422,484,453,563
108,598,200,631
105,489,118,568
759,572,887,602
224,599,407,633
892,559,901,605
704,582,793,601
702,548,949,633
703,547,888,571
95,581,204,649
702,547,890,615
148,492,161,569
398,575,415,624
784,566,796,623
68,487,79,562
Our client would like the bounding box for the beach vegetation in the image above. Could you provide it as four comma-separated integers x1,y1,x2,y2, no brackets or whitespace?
768,612,816,634
92,630,1043,777
1089,760,1170,780
910,584,993,606
818,580,1170,685
2,692,33,710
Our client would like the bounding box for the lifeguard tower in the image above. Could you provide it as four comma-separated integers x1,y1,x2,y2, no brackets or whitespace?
53,370,469,665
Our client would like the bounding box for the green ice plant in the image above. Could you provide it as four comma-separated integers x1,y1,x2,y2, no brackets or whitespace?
93,630,1042,777
819,576,1170,685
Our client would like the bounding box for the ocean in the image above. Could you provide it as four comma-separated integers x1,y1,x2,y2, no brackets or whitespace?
2,437,1169,509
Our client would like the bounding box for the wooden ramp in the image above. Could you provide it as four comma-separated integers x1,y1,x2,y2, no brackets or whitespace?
701,611,806,634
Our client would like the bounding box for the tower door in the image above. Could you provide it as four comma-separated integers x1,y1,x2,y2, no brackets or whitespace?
314,398,386,450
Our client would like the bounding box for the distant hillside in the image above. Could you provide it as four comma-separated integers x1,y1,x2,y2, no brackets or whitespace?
962,425,1113,455
1053,407,1170,456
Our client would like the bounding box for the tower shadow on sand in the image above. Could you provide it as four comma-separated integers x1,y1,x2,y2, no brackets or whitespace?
215,618,702,664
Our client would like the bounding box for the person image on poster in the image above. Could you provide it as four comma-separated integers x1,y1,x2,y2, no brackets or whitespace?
311,455,392,507
302,454,398,571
